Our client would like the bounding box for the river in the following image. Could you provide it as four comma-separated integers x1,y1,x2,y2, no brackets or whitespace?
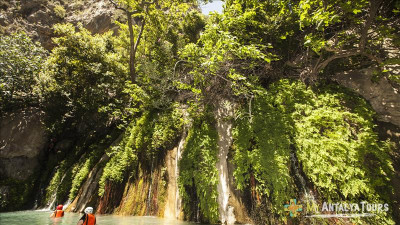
0,210,203,225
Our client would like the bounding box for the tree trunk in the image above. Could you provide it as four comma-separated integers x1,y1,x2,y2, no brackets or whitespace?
127,12,136,83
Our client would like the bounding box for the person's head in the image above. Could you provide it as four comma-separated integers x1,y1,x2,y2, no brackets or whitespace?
84,207,93,214
56,205,63,210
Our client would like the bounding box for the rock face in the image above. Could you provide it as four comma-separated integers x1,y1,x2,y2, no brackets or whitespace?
0,0,119,49
334,69,400,127
163,135,185,220
215,100,252,224
215,100,236,224
66,153,109,213
0,108,47,180
0,107,48,211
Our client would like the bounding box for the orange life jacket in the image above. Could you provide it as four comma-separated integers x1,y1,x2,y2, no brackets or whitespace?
83,213,96,225
55,210,64,217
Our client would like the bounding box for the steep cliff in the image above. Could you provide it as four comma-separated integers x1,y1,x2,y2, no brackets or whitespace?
0,108,47,211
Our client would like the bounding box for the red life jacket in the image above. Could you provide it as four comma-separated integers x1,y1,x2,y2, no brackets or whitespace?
83,213,96,225
55,210,64,217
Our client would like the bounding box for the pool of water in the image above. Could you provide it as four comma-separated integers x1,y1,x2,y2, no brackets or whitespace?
0,210,201,225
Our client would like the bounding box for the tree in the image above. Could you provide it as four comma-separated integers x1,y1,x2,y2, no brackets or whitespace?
0,32,47,110
109,0,157,83
42,24,128,133
293,0,400,82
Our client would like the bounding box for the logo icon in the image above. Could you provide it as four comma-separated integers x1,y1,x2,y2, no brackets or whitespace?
284,199,303,217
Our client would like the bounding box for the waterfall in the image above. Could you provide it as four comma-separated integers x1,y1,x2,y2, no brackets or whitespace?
63,199,72,210
290,151,307,193
175,134,185,219
289,150,316,208
163,131,186,219
146,157,154,216
46,192,57,211
44,169,69,210
216,100,236,224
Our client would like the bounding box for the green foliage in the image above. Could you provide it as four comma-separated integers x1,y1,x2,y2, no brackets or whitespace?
42,130,119,205
0,33,47,110
0,178,36,212
41,23,128,133
69,158,91,199
98,133,137,197
295,0,371,55
178,10,275,101
99,106,184,196
233,79,395,223
69,143,105,200
53,4,66,18
232,87,296,219
113,2,205,110
45,161,67,204
151,104,185,150
2,0,398,222
178,114,219,224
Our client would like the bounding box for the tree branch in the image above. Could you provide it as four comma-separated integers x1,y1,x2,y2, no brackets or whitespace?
362,52,383,65
360,0,381,50
108,0,126,11
310,1,384,79
311,50,360,77
108,0,139,15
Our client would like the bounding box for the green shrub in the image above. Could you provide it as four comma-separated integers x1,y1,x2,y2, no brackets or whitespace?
69,157,91,199
42,23,127,134
0,32,47,110
53,5,66,18
99,107,184,196
232,79,394,223
232,86,296,219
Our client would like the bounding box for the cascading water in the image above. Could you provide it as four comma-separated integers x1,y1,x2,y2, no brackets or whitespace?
63,199,72,210
290,151,307,192
216,100,236,224
46,192,57,211
44,169,69,210
146,157,154,216
163,131,186,219
289,150,316,208
175,133,185,219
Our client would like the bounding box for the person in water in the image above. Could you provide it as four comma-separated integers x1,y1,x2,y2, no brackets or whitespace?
77,207,96,225
50,204,64,218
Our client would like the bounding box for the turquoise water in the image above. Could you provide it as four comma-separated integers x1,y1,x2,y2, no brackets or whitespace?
0,210,201,225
